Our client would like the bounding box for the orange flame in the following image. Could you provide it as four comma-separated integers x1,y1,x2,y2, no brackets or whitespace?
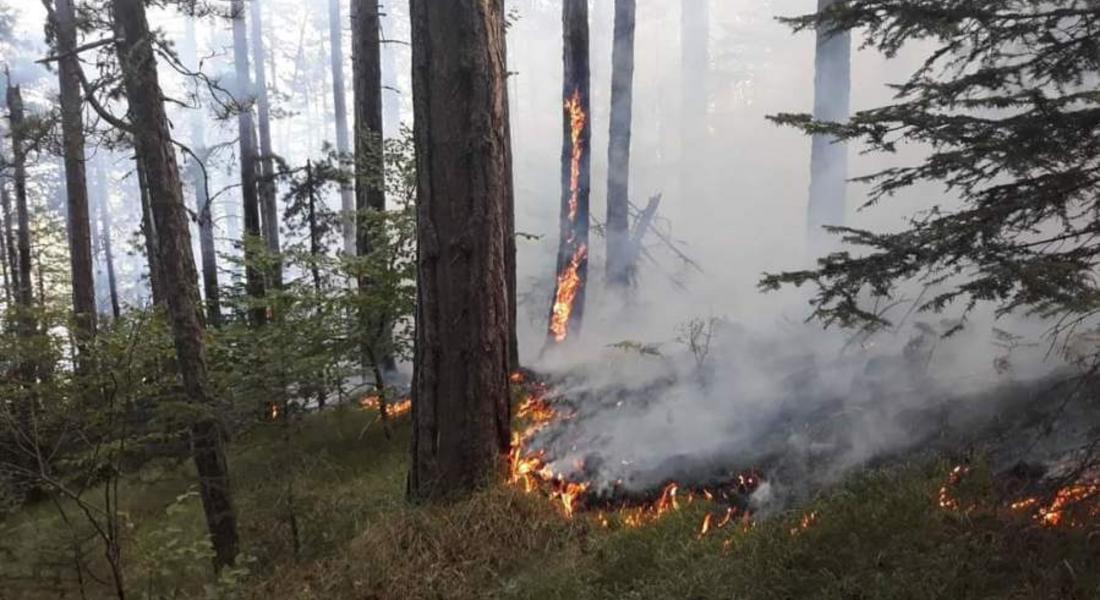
564,89,586,221
937,464,969,511
359,395,412,418
1011,483,1100,527
549,244,588,343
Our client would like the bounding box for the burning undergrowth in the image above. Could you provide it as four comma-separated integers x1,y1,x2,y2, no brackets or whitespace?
512,321,1100,531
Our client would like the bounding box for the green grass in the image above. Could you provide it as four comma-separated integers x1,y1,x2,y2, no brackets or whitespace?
4,404,1100,599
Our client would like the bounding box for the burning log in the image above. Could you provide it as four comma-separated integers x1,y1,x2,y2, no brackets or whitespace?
548,0,591,345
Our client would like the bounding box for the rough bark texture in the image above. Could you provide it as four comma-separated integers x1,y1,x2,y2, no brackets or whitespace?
250,0,281,288
547,0,591,344
606,0,635,289
500,6,518,372
185,18,221,327
112,0,239,569
52,0,98,356
330,0,356,256
1,162,18,305
407,0,513,500
680,0,708,204
807,0,851,254
230,0,266,327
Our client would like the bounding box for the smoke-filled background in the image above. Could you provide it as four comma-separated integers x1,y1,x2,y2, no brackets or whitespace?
2,0,1077,496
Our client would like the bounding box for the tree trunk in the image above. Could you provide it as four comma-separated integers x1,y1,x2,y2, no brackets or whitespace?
605,0,635,289
94,157,121,319
112,0,239,569
501,6,518,373
1,172,18,306
329,0,356,256
407,0,513,500
351,0,396,373
185,17,221,327
547,0,591,345
0,203,9,309
806,0,851,254
51,0,97,360
679,0,708,205
230,0,267,327
8,84,34,332
250,0,281,289
136,156,165,305
379,2,400,138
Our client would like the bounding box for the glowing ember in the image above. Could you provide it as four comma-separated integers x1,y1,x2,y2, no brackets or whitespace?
548,244,587,343
564,89,586,221
269,402,279,421
790,511,818,536
937,464,969,511
359,395,412,418
1011,483,1100,527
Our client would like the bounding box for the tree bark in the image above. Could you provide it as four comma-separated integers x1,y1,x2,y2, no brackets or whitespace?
351,0,396,373
230,0,266,327
806,0,851,254
680,0,708,205
407,0,513,500
1,168,18,305
250,0,281,289
605,0,635,289
112,0,239,569
136,156,165,305
547,0,591,345
379,2,400,138
8,84,34,332
51,0,98,360
93,157,121,319
184,17,221,327
330,0,356,256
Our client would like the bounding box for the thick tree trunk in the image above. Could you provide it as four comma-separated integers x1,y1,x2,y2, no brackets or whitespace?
329,0,356,256
680,0,708,205
94,158,121,319
407,0,513,500
250,0,281,289
807,0,851,254
379,2,400,138
547,0,591,345
112,0,239,569
230,0,267,327
605,0,635,289
501,6,518,373
351,0,396,373
185,18,221,327
52,0,97,359
136,157,165,305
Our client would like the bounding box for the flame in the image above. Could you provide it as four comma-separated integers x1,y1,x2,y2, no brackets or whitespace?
359,395,412,418
937,464,969,511
548,244,588,343
790,511,818,536
269,402,279,421
564,89,586,222
1011,483,1100,527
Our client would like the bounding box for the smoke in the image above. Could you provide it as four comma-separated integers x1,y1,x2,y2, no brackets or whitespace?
506,0,1080,505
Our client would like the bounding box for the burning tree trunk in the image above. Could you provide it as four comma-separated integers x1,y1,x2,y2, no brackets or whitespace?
806,0,851,254
50,0,97,361
407,0,513,499
679,0,708,205
93,157,120,319
605,0,635,289
230,0,266,327
112,0,240,569
329,0,356,256
250,0,281,289
548,0,591,345
185,17,221,327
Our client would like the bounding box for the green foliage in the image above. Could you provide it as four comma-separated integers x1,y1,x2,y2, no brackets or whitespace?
763,1,1100,341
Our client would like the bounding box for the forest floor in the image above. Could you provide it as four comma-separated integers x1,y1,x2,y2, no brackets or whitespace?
4,394,1100,599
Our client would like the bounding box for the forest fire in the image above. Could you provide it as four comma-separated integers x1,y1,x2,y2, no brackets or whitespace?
564,89,586,220
939,464,1100,528
359,394,412,418
548,243,587,343
509,374,762,530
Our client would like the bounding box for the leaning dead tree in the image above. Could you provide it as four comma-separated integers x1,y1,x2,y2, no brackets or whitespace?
548,0,591,345
407,0,514,500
